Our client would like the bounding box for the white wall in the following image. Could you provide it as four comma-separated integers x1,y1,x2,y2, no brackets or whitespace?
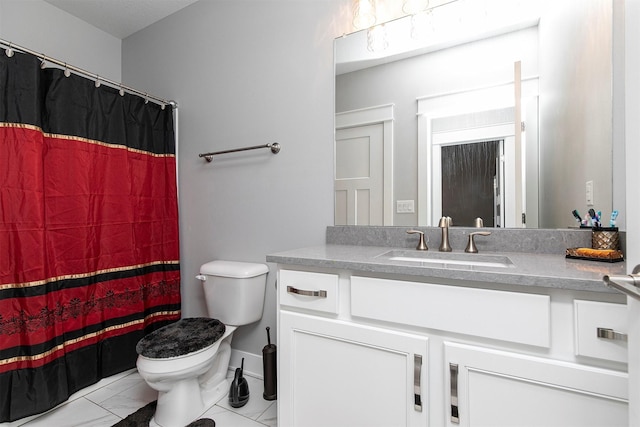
0,0,121,82
121,0,351,360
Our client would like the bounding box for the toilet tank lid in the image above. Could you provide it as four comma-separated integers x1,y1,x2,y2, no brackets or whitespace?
200,260,269,278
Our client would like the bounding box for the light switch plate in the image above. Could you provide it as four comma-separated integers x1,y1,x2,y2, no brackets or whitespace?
397,200,415,213
586,180,594,206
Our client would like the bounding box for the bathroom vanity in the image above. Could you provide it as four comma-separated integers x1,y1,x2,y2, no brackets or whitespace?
267,227,629,427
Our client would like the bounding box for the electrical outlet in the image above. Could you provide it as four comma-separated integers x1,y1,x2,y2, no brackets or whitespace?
396,200,415,213
586,180,594,206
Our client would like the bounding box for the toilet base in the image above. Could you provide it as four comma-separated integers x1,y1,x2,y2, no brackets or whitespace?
202,377,230,408
139,333,235,427
150,378,230,427
153,376,205,427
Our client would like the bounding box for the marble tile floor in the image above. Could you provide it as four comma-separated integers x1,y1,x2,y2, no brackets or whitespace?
1,369,277,427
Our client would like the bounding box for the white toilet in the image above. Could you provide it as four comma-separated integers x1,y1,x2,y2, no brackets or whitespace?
135,260,269,427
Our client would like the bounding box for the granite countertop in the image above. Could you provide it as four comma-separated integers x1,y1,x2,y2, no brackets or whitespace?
266,244,627,294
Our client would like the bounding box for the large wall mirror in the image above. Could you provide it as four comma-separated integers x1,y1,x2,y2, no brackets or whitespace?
335,0,624,229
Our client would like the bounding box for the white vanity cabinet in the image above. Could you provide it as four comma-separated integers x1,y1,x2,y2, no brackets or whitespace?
278,270,428,427
276,267,629,427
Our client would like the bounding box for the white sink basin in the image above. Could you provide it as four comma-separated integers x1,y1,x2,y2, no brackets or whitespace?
377,250,514,269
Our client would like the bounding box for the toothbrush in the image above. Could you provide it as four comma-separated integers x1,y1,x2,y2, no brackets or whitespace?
571,210,582,224
610,210,618,227
588,209,600,227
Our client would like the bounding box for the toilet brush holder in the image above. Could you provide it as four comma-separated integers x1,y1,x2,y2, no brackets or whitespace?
229,358,250,408
262,326,277,400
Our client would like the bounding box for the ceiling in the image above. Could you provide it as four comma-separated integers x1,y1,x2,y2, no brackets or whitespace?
43,0,200,39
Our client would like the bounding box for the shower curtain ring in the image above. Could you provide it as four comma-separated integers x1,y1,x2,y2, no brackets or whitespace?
95,75,101,88
119,85,125,96
64,63,71,77
144,93,149,104
5,43,14,58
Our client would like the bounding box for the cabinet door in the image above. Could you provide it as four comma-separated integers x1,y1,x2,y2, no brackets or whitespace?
445,342,628,427
279,311,429,427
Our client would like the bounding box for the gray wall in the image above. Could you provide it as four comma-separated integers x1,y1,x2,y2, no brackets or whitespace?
121,0,350,358
0,0,121,81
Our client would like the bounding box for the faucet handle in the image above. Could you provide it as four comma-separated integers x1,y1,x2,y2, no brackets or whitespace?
465,231,491,253
407,229,428,251
473,217,484,228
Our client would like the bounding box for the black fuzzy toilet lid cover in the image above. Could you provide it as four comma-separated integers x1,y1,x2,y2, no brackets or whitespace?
136,318,226,359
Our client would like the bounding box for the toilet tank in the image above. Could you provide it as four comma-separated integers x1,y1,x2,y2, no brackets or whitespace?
199,260,268,326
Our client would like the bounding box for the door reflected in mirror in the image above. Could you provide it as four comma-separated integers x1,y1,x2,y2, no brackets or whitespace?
335,0,618,229
442,140,501,228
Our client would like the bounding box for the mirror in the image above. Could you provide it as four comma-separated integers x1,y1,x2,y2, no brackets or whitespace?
335,0,620,229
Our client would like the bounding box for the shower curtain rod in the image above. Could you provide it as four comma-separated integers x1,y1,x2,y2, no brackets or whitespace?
0,38,175,108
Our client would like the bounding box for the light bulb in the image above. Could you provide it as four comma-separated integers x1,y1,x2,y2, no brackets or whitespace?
353,0,376,30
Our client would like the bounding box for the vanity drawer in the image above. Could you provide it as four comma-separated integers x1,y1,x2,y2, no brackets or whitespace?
351,276,551,347
574,300,627,363
279,270,339,314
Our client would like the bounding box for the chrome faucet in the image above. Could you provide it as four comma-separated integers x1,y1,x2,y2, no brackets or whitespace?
438,216,452,252
407,229,428,251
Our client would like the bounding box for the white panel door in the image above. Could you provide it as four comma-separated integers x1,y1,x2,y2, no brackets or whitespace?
335,124,384,225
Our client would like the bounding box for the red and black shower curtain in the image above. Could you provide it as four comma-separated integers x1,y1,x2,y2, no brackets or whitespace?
0,51,181,422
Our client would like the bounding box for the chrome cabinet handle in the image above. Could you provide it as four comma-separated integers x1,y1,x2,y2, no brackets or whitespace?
450,363,460,424
414,354,423,412
286,286,327,298
597,327,628,342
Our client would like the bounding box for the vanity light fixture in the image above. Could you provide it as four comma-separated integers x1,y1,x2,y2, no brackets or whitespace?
353,0,376,30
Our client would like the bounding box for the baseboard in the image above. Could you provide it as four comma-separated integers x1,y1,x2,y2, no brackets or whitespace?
230,349,263,380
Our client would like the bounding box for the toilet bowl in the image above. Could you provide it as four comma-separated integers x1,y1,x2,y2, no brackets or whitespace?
135,260,268,427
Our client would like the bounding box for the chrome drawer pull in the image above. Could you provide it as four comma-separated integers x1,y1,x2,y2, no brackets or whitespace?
450,363,460,424
286,286,327,298
597,327,628,342
414,354,422,412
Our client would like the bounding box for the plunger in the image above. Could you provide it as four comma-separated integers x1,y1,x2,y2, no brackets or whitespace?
262,326,277,400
